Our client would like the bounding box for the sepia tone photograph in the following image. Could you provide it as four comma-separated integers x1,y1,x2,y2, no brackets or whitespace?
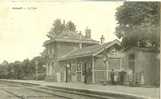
0,1,160,99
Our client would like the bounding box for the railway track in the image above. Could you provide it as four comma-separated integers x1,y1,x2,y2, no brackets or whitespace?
2,88,25,99
0,80,147,99
0,81,69,99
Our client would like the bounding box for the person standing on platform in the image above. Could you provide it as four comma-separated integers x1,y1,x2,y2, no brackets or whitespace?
111,69,115,85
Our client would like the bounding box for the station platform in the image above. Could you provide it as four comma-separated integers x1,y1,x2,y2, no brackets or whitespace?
1,79,159,99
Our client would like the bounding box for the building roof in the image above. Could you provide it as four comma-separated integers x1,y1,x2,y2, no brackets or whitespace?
44,31,99,46
58,39,121,61
122,47,160,52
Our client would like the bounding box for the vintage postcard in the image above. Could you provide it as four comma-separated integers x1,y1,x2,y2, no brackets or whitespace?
0,1,160,99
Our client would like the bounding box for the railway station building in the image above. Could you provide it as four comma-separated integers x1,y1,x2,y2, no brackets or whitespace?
43,30,160,86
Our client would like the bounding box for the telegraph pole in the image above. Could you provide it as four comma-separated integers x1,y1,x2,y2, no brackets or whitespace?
35,61,38,80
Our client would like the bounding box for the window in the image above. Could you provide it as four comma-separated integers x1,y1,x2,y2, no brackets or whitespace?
52,48,54,55
77,63,81,71
129,54,135,60
111,48,117,55
108,58,120,70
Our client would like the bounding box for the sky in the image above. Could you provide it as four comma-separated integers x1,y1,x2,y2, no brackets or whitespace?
0,1,123,63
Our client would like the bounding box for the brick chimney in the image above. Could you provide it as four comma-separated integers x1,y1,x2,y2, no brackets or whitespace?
100,35,105,44
79,31,82,48
85,27,91,39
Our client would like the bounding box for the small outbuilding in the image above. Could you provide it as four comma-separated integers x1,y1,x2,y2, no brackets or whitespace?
121,47,160,86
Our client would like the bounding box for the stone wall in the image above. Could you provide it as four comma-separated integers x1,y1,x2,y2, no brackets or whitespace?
135,50,160,86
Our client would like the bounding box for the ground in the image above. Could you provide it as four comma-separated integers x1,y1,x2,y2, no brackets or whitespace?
0,81,66,99
2,79,160,99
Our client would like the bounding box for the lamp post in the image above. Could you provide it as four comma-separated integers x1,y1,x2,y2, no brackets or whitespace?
35,61,38,80
103,53,109,81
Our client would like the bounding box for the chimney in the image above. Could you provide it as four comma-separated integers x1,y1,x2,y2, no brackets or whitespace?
79,31,82,49
85,27,91,39
100,35,105,44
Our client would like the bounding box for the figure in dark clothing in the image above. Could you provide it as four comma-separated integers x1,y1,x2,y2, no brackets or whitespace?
111,69,115,85
119,71,126,85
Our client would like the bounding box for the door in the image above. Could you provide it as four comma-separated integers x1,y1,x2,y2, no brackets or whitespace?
56,72,61,82
83,63,92,84
128,54,135,82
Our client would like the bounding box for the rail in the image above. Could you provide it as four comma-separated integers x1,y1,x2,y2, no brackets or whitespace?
0,79,147,99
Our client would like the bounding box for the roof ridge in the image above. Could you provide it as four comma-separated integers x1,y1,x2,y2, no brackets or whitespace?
58,39,121,61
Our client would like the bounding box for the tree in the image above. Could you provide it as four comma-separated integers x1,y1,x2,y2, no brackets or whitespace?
115,2,160,48
20,59,35,80
31,56,46,80
47,19,65,39
0,63,9,79
13,61,23,79
0,56,46,80
65,21,76,32
47,19,77,39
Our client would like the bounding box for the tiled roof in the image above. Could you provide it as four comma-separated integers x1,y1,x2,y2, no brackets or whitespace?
44,31,99,46
58,39,121,61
